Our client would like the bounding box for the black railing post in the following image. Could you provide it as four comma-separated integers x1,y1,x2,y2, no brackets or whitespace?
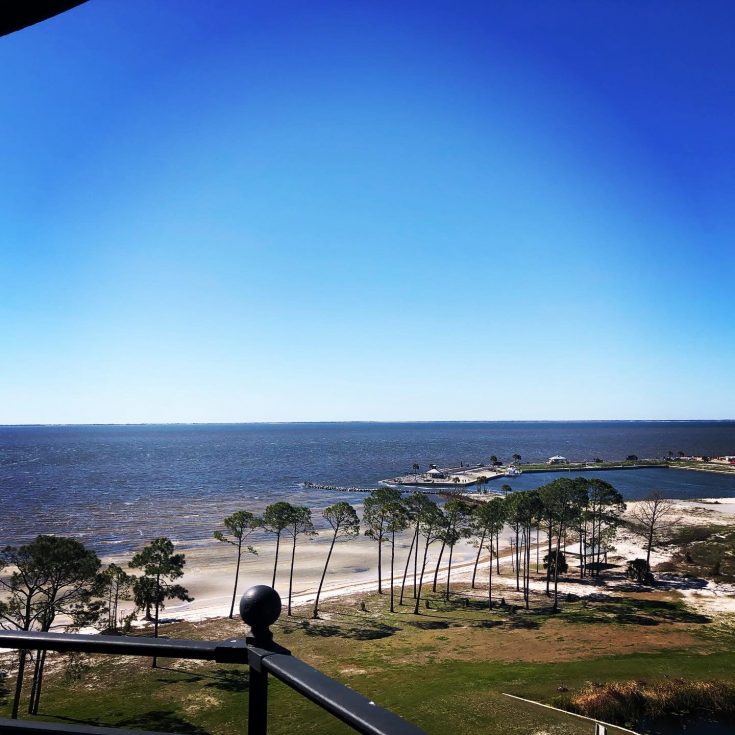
239,585,283,735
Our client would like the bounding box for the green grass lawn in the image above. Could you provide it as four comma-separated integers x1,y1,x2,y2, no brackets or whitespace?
2,584,734,735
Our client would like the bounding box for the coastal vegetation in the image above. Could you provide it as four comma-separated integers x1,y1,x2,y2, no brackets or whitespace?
213,511,259,619
2,580,733,735
312,502,360,619
2,477,734,732
559,678,735,728
262,502,294,588
628,491,680,569
129,538,192,668
0,535,101,717
363,487,402,595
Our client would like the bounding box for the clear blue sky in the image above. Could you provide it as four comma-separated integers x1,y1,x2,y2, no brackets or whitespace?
1,1,733,423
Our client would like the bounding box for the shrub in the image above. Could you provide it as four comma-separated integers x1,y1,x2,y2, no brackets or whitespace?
627,559,654,584
566,679,735,726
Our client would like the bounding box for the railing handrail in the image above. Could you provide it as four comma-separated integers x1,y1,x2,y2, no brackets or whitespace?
0,586,425,735
0,717,173,735
0,630,247,664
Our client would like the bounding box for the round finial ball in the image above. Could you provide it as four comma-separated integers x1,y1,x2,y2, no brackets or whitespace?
239,585,282,629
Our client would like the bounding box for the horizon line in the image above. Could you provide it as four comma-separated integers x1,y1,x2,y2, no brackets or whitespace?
2,418,735,428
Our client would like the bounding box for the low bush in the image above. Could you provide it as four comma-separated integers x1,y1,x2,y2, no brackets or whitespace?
565,679,735,726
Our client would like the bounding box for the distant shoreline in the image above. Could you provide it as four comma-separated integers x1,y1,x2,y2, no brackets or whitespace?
2,419,735,428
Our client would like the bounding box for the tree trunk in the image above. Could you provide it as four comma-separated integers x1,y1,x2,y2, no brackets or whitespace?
536,524,540,573
112,584,120,631
496,531,500,573
399,526,417,606
390,529,396,613
471,529,486,589
579,524,584,578
526,524,531,610
288,532,297,616
312,531,337,619
515,528,520,591
546,520,553,596
413,527,419,598
552,527,563,611
377,532,383,594
11,649,27,719
272,532,281,589
28,652,40,714
646,524,654,569
29,649,47,715
413,535,431,615
488,542,493,608
152,573,160,668
230,541,242,619
445,543,455,601
431,539,447,592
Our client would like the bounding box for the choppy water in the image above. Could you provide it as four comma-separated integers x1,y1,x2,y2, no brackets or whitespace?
1,422,734,554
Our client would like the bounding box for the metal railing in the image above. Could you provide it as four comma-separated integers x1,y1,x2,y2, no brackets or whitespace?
0,585,424,735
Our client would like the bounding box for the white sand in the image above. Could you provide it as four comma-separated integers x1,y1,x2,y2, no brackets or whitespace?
109,528,494,625
9,496,732,637
129,497,735,623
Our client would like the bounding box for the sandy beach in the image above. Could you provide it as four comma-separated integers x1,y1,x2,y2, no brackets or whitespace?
106,525,490,624
87,496,731,628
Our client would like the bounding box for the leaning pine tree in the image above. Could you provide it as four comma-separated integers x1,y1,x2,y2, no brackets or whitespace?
285,506,316,616
214,510,260,618
312,502,360,619
262,501,295,590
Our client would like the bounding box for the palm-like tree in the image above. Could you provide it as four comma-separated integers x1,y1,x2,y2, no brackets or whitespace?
412,498,444,614
262,501,294,589
285,506,316,616
474,497,507,606
512,453,522,465
385,499,409,612
399,493,431,605
312,502,360,619
431,498,471,596
213,510,259,618
412,463,420,481
364,487,402,594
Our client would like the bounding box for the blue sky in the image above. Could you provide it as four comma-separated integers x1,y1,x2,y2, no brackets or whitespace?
1,1,733,423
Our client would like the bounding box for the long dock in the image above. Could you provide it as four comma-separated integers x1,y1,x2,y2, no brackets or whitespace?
302,482,448,495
